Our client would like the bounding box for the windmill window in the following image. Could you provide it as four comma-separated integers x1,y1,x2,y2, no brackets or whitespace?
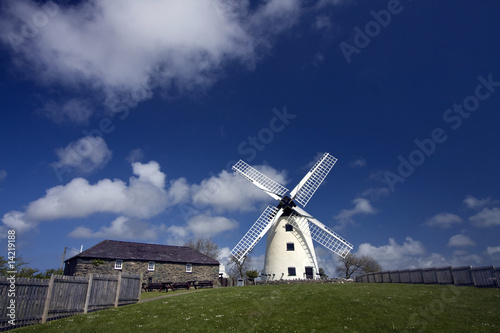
285,224,293,232
286,243,295,251
288,267,296,276
114,260,123,270
148,262,155,271
186,263,192,273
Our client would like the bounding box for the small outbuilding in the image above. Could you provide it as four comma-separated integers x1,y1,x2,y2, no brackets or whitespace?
64,240,220,284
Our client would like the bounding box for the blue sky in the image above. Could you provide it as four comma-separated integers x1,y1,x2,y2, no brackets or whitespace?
1,0,499,277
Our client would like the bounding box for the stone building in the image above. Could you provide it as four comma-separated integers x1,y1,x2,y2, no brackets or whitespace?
64,240,220,284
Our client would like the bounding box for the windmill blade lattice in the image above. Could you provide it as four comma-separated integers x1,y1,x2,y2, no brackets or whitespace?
232,160,288,200
290,153,337,207
230,205,283,262
307,218,353,257
285,211,310,234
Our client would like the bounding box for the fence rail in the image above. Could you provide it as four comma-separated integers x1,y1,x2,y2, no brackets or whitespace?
355,265,500,288
0,273,140,331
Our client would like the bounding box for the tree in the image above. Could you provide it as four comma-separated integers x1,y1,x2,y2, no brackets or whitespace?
336,253,363,279
0,256,38,277
359,255,381,273
336,254,381,279
1,256,62,279
246,270,259,285
318,267,328,279
184,237,222,260
246,270,259,279
228,255,252,279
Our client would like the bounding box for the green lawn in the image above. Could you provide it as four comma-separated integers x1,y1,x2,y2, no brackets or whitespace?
140,289,196,300
11,283,500,332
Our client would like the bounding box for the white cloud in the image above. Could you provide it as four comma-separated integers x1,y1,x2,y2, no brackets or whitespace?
334,198,376,229
0,0,306,118
424,213,462,229
314,15,332,31
165,214,238,245
40,98,93,124
68,216,164,241
315,246,350,278
360,187,390,201
349,157,366,168
463,195,494,209
165,225,190,245
301,152,327,171
447,234,475,247
356,237,483,271
52,136,112,174
1,211,36,233
0,170,7,181
1,161,169,232
486,246,500,256
126,148,144,163
1,159,288,237
187,214,238,238
469,207,500,227
191,165,287,212
219,247,232,266
316,0,350,8
357,237,426,271
131,161,165,188
166,178,191,206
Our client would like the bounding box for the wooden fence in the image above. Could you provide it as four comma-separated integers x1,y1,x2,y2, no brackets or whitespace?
355,265,500,288
0,273,140,331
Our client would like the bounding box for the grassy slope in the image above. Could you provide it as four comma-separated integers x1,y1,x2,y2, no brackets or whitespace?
140,289,195,300
12,284,500,332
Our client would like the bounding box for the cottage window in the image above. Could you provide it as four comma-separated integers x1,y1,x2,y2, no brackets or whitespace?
285,224,293,232
286,242,295,251
148,262,155,271
186,263,192,273
115,260,123,270
288,267,296,276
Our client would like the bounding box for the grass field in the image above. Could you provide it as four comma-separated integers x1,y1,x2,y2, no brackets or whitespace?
11,283,500,332
140,289,195,300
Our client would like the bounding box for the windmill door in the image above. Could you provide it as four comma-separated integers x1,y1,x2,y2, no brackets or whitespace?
305,267,314,279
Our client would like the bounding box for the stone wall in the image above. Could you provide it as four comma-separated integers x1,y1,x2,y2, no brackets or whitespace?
255,277,354,286
65,258,219,284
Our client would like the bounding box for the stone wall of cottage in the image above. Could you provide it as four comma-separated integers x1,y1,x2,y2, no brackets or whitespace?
64,258,220,284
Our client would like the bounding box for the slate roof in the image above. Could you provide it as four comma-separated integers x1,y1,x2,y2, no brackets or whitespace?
65,240,219,265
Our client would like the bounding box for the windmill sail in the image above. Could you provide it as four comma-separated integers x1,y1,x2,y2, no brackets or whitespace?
290,153,337,207
230,153,353,270
306,217,353,257
287,207,353,258
232,160,288,201
230,205,283,262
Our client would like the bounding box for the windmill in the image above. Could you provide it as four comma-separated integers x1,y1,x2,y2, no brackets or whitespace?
230,152,353,280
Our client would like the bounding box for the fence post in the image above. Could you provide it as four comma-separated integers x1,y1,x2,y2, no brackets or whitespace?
41,275,55,323
137,274,143,301
114,272,122,308
84,274,94,314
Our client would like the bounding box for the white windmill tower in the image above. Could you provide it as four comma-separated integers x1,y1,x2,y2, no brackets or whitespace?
230,152,353,280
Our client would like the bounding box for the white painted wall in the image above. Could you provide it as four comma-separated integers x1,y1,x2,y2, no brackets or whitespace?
263,216,319,280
